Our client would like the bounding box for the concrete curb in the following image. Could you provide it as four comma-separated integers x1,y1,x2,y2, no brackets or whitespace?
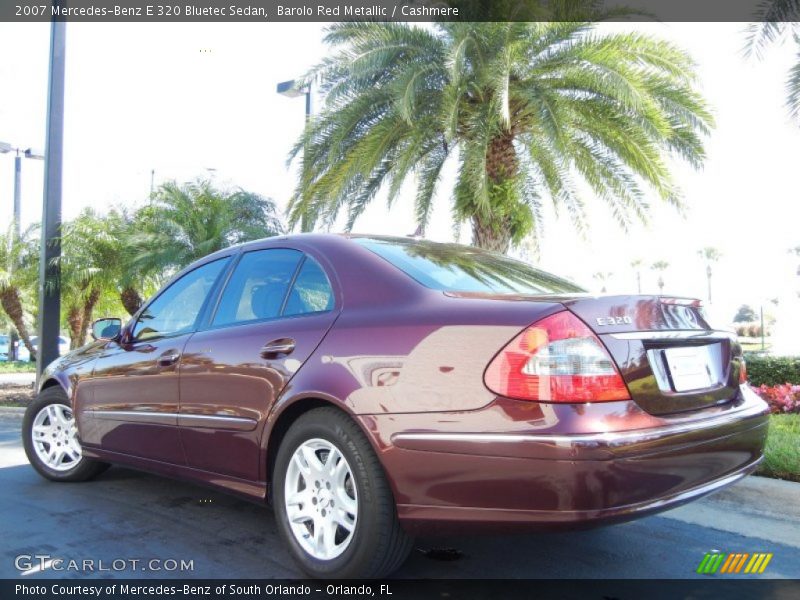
0,407,25,417
718,475,800,520
663,474,800,548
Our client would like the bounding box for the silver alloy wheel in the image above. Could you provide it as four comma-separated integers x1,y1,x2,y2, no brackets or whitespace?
284,438,358,560
31,403,82,472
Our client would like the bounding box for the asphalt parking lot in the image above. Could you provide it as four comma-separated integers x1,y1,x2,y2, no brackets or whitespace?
1,410,798,580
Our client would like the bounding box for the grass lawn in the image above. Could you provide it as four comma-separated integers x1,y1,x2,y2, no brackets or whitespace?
757,414,800,483
0,361,35,374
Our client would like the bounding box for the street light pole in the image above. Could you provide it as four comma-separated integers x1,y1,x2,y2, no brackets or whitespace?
10,153,21,361
277,79,312,232
0,145,44,361
13,154,21,238
37,18,66,382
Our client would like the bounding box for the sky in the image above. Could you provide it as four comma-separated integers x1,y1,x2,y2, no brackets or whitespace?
0,21,799,328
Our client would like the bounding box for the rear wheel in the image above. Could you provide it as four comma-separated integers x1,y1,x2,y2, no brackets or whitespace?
23,386,109,482
273,407,413,578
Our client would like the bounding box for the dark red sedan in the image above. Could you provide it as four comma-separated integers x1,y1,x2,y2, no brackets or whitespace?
23,234,768,578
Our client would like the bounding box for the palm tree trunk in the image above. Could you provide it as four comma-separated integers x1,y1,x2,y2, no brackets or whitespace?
0,286,36,360
471,134,518,253
67,306,82,350
78,288,100,347
471,215,513,252
120,286,143,317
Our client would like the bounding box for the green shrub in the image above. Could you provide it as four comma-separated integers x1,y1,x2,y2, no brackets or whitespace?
745,355,800,386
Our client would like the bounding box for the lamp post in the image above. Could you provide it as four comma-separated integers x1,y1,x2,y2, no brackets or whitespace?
0,143,44,360
277,79,312,119
0,144,44,232
277,79,312,232
37,17,66,381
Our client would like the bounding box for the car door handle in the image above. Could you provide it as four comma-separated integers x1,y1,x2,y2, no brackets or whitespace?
157,351,181,367
260,339,295,358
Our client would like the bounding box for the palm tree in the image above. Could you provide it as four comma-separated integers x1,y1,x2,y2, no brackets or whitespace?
698,247,721,303
747,2,800,121
132,179,284,275
288,21,713,252
84,207,157,318
651,260,669,293
109,209,156,317
592,271,613,293
59,209,128,348
0,224,38,359
630,259,643,294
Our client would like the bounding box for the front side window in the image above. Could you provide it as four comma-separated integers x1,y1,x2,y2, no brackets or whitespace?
212,249,303,326
133,258,229,341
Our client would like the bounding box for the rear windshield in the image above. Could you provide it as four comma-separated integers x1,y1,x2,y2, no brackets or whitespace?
353,237,583,294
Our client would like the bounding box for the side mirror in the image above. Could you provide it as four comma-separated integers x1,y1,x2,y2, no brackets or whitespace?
91,318,122,341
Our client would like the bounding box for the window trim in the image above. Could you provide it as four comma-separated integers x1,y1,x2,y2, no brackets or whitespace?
278,255,307,316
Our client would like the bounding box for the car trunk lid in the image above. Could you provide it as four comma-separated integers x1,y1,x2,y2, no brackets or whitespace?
561,295,743,416
448,291,743,416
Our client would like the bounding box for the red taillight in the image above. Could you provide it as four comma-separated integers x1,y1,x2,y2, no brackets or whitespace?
739,358,747,384
484,311,630,403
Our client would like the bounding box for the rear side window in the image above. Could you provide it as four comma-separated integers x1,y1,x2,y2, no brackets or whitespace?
353,237,583,294
284,258,334,316
213,249,302,326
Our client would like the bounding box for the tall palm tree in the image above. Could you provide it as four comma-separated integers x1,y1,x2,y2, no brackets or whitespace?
630,259,643,294
132,180,284,275
59,209,128,348
109,208,156,317
651,260,670,293
81,207,158,318
288,21,713,252
0,223,38,359
593,271,613,293
747,2,800,121
698,246,721,303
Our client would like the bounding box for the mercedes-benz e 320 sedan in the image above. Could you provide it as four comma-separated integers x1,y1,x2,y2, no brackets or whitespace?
24,234,768,578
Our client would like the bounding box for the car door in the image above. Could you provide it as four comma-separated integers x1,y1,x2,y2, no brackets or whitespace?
77,257,230,462
179,248,339,480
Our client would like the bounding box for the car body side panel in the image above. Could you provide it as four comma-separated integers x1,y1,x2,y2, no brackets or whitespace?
283,297,565,415
179,311,339,480
39,341,106,411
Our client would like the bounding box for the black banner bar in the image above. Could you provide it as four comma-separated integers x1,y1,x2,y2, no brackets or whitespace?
2,0,799,23
3,579,799,600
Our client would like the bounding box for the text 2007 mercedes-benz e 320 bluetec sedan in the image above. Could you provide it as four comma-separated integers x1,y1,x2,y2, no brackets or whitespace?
23,234,768,578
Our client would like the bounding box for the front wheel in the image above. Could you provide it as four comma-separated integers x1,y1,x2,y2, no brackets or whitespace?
23,386,109,482
273,407,413,578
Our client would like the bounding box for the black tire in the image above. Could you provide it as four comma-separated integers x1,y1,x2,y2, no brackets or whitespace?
273,407,413,578
23,386,109,482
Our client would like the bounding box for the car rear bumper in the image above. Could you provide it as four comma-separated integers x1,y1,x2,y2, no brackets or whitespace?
394,456,762,533
359,385,769,534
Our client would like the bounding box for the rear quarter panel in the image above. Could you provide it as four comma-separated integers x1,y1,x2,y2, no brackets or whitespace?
279,295,565,415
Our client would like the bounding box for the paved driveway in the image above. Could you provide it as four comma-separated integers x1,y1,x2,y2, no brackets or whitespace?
1,411,798,579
